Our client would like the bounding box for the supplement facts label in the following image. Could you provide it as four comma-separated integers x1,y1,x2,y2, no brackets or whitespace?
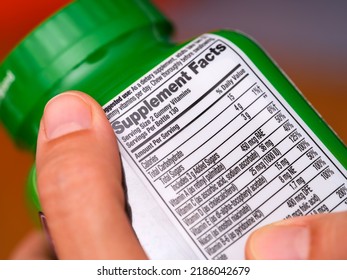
103,34,347,259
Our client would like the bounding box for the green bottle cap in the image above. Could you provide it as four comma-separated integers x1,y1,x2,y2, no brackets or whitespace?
0,0,171,148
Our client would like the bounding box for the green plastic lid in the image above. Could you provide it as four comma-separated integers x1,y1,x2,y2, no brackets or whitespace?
0,0,171,148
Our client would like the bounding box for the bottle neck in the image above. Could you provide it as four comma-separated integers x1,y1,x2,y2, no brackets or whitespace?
52,26,176,104
93,27,176,103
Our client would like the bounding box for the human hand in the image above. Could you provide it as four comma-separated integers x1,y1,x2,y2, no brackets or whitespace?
245,211,347,259
11,91,147,259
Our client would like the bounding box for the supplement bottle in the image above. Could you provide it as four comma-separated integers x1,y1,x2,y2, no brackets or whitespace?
0,0,346,259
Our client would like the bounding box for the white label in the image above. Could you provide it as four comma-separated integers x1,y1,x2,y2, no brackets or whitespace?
103,34,347,259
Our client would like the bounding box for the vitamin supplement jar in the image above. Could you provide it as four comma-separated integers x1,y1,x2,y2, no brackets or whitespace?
1,0,346,259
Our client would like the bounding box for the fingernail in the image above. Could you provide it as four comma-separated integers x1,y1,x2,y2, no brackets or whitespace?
249,225,310,259
43,93,92,140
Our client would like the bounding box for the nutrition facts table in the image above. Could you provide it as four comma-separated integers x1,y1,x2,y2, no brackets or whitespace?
104,34,347,259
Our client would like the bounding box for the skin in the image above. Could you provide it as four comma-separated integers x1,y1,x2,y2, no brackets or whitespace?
10,91,347,260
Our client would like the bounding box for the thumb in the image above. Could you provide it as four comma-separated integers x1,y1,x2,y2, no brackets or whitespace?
36,91,147,259
245,211,347,259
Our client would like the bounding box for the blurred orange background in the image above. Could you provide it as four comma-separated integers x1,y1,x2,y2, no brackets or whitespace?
0,0,346,259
